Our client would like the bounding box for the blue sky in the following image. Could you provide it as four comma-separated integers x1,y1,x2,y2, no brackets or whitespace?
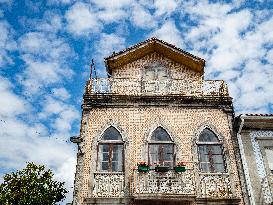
0,0,272,203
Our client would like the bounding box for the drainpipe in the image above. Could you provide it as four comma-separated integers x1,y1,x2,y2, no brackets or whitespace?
237,115,256,205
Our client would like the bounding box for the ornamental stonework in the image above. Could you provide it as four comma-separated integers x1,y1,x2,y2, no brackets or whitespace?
71,38,246,205
73,107,244,204
112,52,201,82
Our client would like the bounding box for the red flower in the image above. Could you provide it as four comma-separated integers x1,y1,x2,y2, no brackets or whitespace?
177,161,186,166
137,161,149,166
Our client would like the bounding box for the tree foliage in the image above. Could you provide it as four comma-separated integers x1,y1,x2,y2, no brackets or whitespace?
0,162,68,205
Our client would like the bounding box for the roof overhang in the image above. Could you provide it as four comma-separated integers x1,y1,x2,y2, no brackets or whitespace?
104,38,205,75
235,114,273,131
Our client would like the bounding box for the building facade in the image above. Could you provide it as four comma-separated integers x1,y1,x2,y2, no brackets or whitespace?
71,38,246,205
235,114,273,205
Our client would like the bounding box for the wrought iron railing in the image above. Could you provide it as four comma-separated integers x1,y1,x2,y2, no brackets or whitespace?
86,78,229,96
93,172,124,198
131,169,196,196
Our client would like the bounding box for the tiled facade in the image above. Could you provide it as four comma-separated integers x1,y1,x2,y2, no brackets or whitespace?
235,115,273,205
71,38,245,205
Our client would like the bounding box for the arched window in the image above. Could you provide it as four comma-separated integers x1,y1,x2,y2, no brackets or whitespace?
197,128,226,173
149,127,174,168
97,126,124,172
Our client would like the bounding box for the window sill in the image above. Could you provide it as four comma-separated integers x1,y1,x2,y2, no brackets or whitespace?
199,172,229,175
94,171,124,174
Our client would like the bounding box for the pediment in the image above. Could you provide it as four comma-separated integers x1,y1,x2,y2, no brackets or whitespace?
105,37,205,75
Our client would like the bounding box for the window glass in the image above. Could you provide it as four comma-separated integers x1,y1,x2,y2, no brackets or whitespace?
98,127,124,172
102,126,122,140
199,145,209,154
198,129,226,173
199,128,219,142
214,163,225,172
200,163,210,172
212,155,224,164
149,127,174,168
151,127,172,141
211,145,222,154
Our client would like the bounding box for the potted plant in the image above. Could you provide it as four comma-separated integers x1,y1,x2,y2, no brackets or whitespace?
174,161,186,172
137,162,150,173
154,163,169,172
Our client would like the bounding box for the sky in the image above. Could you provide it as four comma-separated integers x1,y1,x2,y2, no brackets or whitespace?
0,0,272,204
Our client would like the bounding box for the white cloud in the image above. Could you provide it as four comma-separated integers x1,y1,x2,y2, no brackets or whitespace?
36,12,63,33
0,76,77,204
131,4,157,29
93,33,126,76
151,20,183,47
0,20,16,67
97,8,127,23
266,49,273,64
96,33,126,56
38,97,80,138
65,2,101,36
18,32,74,93
52,87,71,100
90,0,133,23
154,0,178,16
180,1,273,113
47,0,73,5
0,76,27,118
90,0,133,9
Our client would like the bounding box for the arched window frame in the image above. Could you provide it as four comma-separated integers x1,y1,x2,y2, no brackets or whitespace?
196,127,226,173
148,126,175,168
97,126,125,172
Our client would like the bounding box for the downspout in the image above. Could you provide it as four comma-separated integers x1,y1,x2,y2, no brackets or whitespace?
237,115,256,205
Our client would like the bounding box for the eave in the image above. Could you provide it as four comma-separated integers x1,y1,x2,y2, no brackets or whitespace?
104,37,205,75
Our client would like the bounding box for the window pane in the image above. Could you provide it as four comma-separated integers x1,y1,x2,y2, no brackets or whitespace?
199,128,219,142
163,144,173,161
102,126,122,140
149,144,159,165
200,154,209,162
151,127,172,141
99,145,109,171
199,145,209,154
103,153,109,161
211,145,222,154
101,162,108,171
214,163,225,172
149,144,174,168
164,161,173,168
112,144,123,172
102,144,109,152
212,155,224,164
200,163,210,172
112,162,118,172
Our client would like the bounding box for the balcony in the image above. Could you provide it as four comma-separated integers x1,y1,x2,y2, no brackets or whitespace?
199,173,233,198
92,171,237,203
131,169,196,199
85,78,229,97
92,172,124,198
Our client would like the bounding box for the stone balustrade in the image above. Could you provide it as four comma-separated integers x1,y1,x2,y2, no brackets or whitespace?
93,172,125,198
86,78,229,97
131,170,196,197
199,173,233,198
